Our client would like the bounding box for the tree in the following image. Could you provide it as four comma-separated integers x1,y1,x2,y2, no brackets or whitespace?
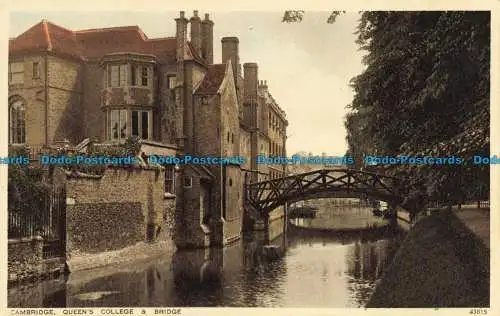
282,10,346,24
282,11,491,205
345,11,490,205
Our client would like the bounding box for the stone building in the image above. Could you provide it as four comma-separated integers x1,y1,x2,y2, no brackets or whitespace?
8,10,288,249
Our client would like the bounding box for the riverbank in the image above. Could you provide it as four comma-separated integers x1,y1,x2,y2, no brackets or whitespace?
367,209,489,307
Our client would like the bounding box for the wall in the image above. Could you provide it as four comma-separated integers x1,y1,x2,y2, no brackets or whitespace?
223,165,243,244
8,237,43,283
8,55,47,146
47,55,84,145
175,167,211,249
65,166,171,265
194,94,219,156
81,61,104,141
159,64,178,144
67,202,145,254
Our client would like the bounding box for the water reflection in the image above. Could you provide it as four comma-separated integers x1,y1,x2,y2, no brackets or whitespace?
8,208,404,308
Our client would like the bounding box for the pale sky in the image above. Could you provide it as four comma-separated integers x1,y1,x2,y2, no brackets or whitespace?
9,11,365,156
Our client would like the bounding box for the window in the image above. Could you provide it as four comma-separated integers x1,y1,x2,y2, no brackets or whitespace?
9,62,24,84
165,165,175,194
9,100,25,144
109,64,128,87
229,178,233,186
167,75,176,89
131,110,151,139
109,109,127,140
201,96,209,105
183,176,192,188
32,62,40,78
231,133,234,144
141,66,149,86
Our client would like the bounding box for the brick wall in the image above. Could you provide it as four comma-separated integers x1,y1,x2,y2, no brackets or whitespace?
8,55,47,146
65,166,169,258
194,94,219,155
220,71,240,157
47,55,83,144
223,165,243,244
175,167,211,248
159,64,178,144
81,62,104,141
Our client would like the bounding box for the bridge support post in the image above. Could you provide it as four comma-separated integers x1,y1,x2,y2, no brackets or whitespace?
252,213,269,244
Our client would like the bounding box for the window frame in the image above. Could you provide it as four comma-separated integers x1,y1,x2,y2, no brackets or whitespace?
9,99,26,145
164,165,175,194
131,109,152,140
108,64,128,87
9,62,24,85
109,109,128,141
32,62,40,79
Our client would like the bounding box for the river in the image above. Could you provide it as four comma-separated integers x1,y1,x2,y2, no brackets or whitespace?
8,206,405,308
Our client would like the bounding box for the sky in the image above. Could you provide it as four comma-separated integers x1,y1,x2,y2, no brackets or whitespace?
9,11,365,156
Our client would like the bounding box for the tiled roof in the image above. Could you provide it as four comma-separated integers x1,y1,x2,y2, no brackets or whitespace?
195,63,227,94
9,20,204,64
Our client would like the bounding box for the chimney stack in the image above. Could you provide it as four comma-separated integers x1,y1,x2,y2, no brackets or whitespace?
243,63,259,128
175,11,188,62
190,10,202,57
221,37,240,87
244,63,258,102
201,13,214,64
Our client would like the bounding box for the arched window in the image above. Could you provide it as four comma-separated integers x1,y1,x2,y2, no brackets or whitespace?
9,99,26,144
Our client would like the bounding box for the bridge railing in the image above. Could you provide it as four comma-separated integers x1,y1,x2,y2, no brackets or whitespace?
246,168,405,213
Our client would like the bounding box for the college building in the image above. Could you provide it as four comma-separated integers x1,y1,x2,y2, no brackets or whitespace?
8,10,288,249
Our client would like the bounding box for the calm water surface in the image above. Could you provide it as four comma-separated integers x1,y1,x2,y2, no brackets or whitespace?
9,207,404,308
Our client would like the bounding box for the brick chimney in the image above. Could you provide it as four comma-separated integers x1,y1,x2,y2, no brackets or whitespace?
190,10,202,57
175,11,188,148
243,63,259,128
244,63,258,102
175,11,188,62
201,13,214,64
221,37,240,89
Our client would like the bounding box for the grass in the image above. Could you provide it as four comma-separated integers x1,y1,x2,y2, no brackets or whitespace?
366,209,489,308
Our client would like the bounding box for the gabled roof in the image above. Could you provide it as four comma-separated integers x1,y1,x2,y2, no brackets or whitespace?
9,19,204,64
195,63,227,94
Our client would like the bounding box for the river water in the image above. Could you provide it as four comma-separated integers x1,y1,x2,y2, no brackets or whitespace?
9,207,405,308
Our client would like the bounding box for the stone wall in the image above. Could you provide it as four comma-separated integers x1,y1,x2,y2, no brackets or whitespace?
64,166,174,270
8,237,43,282
67,202,144,254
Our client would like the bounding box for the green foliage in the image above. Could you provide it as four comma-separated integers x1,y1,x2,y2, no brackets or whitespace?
344,12,490,205
8,146,51,216
65,136,143,175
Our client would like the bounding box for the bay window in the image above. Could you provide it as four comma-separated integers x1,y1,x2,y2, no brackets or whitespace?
109,109,127,141
108,64,128,87
131,110,152,140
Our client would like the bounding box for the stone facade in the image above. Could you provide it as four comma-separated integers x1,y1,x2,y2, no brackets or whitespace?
9,10,288,250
